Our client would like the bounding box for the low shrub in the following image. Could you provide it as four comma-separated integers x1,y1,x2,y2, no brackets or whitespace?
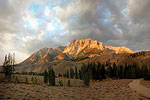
67,79,71,87
59,80,63,86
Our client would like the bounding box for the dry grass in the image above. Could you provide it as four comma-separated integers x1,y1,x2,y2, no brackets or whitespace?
13,75,84,87
0,79,149,100
140,80,150,88
0,73,5,82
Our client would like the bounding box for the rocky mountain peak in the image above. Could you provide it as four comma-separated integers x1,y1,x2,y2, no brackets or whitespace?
105,46,134,54
63,38,105,57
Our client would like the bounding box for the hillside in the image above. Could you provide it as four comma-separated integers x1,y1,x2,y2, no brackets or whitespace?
16,38,139,73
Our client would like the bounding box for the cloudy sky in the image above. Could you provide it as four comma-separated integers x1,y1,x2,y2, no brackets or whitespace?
0,0,150,64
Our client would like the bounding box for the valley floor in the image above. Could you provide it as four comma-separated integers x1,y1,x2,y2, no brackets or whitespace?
0,79,149,100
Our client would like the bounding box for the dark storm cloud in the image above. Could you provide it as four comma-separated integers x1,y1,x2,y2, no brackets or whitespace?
128,0,150,24
55,0,128,43
126,0,150,51
0,0,150,64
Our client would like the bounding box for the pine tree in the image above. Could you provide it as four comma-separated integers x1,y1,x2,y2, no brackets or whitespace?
130,64,136,79
101,64,106,79
44,70,48,84
107,63,113,78
81,64,88,79
79,70,83,80
124,63,128,78
80,64,90,86
118,65,124,79
112,63,117,79
84,73,90,86
67,79,71,87
92,62,96,80
143,64,150,80
96,62,101,80
48,67,55,86
87,63,92,79
70,68,74,79
75,66,78,79
63,73,67,78
66,70,69,78
2,53,15,81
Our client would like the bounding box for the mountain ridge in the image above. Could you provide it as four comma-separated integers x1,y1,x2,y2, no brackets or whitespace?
17,38,135,73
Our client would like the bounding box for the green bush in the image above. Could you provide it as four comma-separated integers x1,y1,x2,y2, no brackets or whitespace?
15,76,19,83
59,80,63,86
67,80,71,87
34,77,37,84
31,77,34,81
25,77,28,83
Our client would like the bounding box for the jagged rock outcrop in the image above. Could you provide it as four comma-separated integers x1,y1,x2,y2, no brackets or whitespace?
63,38,105,59
105,46,134,54
17,38,134,72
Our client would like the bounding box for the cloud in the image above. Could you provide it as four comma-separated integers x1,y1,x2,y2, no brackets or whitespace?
126,0,150,51
0,0,150,64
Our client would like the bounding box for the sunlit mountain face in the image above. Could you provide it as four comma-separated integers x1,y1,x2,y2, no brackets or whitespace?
0,0,150,65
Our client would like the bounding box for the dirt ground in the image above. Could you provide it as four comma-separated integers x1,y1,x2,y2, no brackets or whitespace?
0,79,149,100
140,80,150,89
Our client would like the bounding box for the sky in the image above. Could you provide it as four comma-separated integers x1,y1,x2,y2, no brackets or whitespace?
0,0,150,64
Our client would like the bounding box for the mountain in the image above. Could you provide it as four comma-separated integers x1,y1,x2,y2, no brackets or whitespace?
16,38,135,73
105,46,134,54
16,46,66,72
20,46,65,65
63,38,106,59
20,48,52,65
61,38,133,60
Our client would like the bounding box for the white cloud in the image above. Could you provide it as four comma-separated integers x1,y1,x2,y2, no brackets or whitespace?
1,0,150,64
45,6,50,16
38,30,45,39
23,11,38,29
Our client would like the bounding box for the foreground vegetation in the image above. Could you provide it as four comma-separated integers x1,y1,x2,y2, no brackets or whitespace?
1,53,150,87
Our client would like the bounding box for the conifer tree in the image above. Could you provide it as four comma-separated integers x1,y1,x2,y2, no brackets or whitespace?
112,63,117,79
107,63,113,78
84,73,90,86
66,70,69,78
70,68,74,79
143,64,150,80
44,70,48,84
124,63,129,78
79,70,83,80
92,62,96,80
101,64,106,79
2,53,15,81
75,66,78,79
48,68,55,86
118,65,124,79
67,79,71,87
96,62,101,80
80,64,90,86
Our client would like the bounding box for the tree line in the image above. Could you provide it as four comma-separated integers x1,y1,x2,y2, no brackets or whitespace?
2,53,150,86
57,61,150,86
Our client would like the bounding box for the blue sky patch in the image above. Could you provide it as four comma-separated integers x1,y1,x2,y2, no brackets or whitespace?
36,19,44,24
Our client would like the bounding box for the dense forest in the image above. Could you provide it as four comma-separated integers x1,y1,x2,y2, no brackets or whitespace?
57,61,150,86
